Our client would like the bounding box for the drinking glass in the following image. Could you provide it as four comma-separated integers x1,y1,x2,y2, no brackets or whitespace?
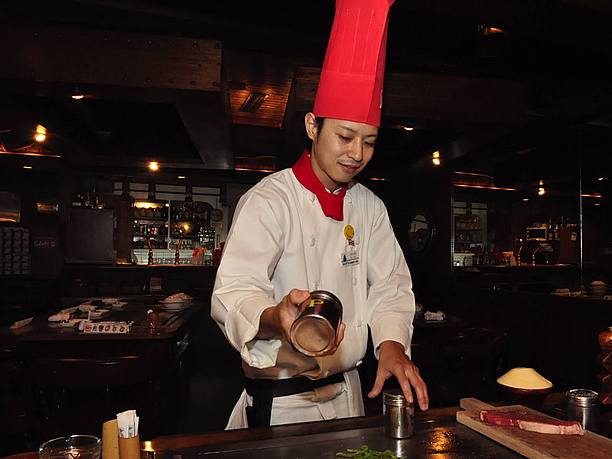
39,435,102,459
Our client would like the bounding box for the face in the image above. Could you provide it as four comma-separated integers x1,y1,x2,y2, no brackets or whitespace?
305,113,378,190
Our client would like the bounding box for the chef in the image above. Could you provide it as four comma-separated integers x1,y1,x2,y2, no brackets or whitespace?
211,0,428,429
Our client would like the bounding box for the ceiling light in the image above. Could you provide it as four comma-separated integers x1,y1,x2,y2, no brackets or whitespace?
177,175,186,179
522,198,529,202
239,92,269,113
402,126,414,132
369,177,386,181
595,203,601,206
34,124,46,143
23,165,33,170
538,187,546,196
598,177,604,181
71,86,86,100
479,25,505,36
432,150,441,166
148,161,160,172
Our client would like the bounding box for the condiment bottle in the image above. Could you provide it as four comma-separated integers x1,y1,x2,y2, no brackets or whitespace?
566,389,600,431
383,388,414,438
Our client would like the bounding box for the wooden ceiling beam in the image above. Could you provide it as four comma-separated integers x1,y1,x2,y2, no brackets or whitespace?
294,67,530,126
1,24,221,92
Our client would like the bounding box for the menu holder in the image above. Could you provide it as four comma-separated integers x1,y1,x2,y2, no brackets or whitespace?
82,321,132,334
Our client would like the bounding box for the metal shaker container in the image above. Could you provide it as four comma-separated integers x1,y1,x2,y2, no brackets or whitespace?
383,388,415,438
290,290,342,357
566,388,600,431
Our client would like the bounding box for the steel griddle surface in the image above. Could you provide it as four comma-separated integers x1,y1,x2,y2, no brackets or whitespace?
156,422,521,458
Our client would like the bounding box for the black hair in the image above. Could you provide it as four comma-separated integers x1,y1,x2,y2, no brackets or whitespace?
315,117,326,133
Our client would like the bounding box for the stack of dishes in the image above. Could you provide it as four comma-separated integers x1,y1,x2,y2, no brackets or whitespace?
159,293,193,311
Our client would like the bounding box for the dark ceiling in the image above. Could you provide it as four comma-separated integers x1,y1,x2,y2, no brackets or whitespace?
2,0,612,183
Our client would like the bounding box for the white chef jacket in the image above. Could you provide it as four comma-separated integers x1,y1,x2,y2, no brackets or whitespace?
211,166,415,427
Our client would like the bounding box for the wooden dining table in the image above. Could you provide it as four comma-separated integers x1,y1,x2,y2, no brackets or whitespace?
0,295,203,446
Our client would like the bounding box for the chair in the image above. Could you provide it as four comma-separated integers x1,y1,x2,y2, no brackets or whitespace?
437,327,509,405
0,345,35,456
25,355,158,444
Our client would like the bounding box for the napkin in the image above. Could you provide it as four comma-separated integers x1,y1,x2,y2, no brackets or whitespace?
10,317,33,329
424,310,446,321
48,312,71,322
117,409,139,438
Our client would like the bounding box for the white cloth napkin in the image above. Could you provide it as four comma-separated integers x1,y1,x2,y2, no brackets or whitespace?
48,312,71,322
424,310,446,321
117,409,139,438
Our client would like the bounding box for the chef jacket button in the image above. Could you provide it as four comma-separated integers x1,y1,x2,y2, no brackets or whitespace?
309,194,316,204
346,196,352,205
310,237,317,247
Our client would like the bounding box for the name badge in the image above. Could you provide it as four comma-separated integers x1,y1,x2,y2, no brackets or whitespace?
341,249,359,267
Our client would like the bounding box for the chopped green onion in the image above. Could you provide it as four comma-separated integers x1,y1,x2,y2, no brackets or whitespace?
335,445,399,458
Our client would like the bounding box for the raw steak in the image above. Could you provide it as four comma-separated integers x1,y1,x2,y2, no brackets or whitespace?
480,409,584,435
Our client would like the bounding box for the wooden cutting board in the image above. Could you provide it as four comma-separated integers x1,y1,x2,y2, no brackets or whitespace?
456,398,612,459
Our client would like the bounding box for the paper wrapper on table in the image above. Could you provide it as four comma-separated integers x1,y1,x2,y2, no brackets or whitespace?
102,419,120,459
118,435,140,459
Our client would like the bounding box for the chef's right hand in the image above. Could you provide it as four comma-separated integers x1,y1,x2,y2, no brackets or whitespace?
257,289,345,355
257,288,310,341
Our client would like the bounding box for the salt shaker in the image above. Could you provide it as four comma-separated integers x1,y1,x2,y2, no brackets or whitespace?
383,388,414,438
566,388,600,431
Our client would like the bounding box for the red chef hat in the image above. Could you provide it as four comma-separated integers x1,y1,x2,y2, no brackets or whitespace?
313,0,394,128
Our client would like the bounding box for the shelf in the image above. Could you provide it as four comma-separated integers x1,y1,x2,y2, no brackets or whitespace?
134,218,168,223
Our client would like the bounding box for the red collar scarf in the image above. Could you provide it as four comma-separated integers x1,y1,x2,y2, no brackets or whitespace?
292,149,347,221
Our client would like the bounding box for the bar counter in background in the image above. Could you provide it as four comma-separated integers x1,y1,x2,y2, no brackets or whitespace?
60,263,218,300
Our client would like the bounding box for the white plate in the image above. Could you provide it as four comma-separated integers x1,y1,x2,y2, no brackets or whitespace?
88,309,110,319
10,317,33,329
159,302,190,311
161,294,193,304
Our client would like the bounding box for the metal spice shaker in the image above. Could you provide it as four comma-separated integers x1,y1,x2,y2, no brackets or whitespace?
290,290,342,357
383,388,415,438
566,388,600,431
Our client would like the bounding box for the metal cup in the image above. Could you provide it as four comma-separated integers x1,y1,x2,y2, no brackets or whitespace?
566,388,600,431
290,290,342,357
383,388,415,439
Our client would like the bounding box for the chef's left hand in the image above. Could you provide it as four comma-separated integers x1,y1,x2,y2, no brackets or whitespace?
367,340,429,411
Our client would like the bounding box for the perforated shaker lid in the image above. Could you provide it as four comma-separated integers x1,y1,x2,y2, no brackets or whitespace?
566,389,599,407
383,388,409,406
